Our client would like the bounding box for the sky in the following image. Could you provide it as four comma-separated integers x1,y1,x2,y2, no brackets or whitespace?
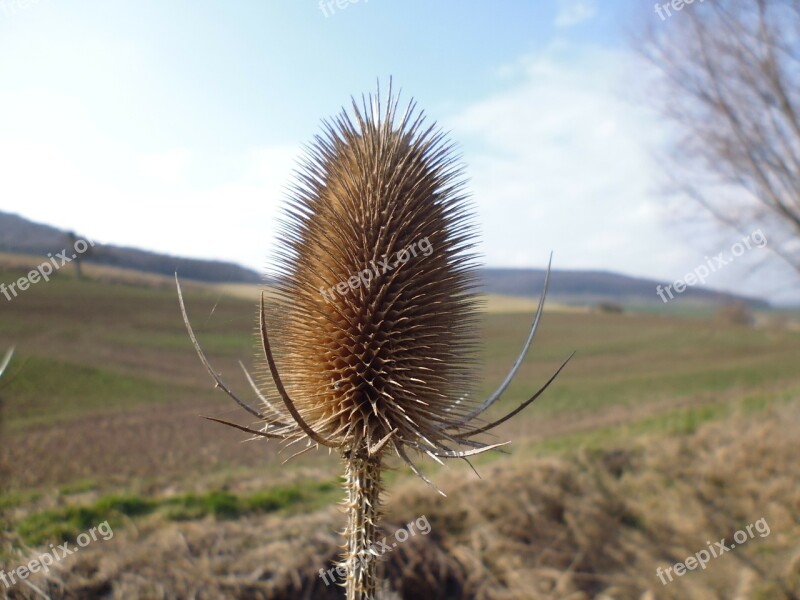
0,0,797,304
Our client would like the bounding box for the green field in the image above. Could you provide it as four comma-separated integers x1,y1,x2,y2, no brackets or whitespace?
1,263,799,598
2,266,797,431
1,264,798,484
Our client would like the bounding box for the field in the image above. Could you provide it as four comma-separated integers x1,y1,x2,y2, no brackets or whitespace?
1,260,799,599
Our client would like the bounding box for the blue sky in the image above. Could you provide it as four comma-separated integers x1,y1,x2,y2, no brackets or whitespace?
1,0,796,303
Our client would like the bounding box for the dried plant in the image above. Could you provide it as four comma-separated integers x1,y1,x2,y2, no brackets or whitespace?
0,348,12,378
0,347,15,527
178,85,572,600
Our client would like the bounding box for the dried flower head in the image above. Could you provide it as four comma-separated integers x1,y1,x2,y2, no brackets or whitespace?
265,87,483,463
178,83,572,600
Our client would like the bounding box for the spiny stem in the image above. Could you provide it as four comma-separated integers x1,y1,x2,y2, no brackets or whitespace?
342,450,383,600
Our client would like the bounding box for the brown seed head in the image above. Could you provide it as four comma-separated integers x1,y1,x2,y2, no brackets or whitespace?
263,88,482,458
176,84,572,600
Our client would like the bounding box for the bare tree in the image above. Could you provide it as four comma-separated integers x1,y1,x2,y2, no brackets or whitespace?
636,0,800,278
66,231,92,280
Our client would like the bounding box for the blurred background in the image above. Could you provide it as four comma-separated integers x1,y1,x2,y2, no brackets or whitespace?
1,1,799,598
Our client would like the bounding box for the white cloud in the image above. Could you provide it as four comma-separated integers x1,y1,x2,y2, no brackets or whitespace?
445,42,799,303
0,138,297,272
137,148,192,184
448,43,679,279
555,0,597,27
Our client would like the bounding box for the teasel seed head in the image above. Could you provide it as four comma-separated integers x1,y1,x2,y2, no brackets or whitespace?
179,84,572,476
263,86,483,464
177,81,574,600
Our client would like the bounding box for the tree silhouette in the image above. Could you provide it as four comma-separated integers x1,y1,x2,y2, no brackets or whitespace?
636,0,800,279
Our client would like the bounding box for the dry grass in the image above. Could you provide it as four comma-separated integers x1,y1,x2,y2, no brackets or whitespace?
387,401,800,599
4,399,797,599
0,252,177,290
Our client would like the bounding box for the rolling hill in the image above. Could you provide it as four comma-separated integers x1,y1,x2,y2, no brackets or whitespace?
0,210,769,308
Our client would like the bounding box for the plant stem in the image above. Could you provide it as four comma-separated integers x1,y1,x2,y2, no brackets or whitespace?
343,450,383,600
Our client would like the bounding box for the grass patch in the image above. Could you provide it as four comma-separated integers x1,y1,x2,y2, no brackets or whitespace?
16,494,157,546
106,330,251,354
17,505,108,546
0,490,41,511
164,480,339,521
94,495,156,517
58,479,97,495
13,481,340,546
164,490,242,521
3,355,198,430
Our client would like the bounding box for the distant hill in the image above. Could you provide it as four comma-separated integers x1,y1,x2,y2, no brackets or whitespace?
0,211,769,307
0,211,260,284
479,268,770,309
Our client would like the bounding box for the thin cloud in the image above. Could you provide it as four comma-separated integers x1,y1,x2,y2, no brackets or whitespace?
555,0,597,28
446,42,793,302
448,42,677,276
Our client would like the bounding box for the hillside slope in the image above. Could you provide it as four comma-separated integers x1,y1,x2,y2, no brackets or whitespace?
0,211,770,306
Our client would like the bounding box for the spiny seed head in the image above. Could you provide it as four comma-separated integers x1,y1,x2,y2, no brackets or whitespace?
262,88,482,456
180,84,568,600
176,83,568,600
